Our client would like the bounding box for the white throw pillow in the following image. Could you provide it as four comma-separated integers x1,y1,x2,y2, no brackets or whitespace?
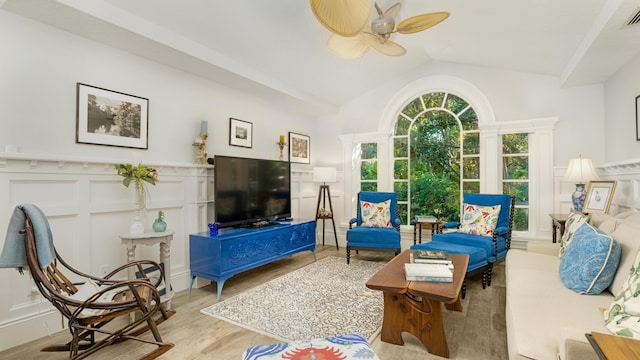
559,211,591,258
360,200,392,228
604,248,640,338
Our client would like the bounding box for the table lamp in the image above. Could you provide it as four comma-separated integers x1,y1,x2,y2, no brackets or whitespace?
564,155,599,212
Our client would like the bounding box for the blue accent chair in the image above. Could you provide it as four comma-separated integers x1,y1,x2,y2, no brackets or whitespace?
431,193,515,286
346,192,401,264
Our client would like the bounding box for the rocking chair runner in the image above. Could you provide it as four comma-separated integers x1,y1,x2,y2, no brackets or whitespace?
1,204,174,359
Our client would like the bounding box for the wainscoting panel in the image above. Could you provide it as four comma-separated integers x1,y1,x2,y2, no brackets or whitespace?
0,154,212,351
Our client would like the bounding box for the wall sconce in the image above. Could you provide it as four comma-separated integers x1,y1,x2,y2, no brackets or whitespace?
564,155,599,212
192,120,208,164
277,134,287,161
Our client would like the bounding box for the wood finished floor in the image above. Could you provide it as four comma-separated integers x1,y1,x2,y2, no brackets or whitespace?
0,246,508,359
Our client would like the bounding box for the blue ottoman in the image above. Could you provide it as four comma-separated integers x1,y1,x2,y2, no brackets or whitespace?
411,241,490,298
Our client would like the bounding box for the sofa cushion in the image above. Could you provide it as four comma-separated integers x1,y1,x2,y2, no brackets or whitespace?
559,223,620,295
608,219,640,295
559,211,591,258
604,248,640,338
360,199,392,228
459,203,500,235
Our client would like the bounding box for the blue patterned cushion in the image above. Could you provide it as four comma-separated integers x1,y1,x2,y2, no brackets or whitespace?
559,223,620,295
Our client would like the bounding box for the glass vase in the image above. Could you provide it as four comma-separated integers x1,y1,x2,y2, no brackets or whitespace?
129,180,146,234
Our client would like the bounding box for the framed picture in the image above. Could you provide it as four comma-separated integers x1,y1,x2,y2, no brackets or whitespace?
583,180,617,214
76,83,149,149
289,132,310,164
636,95,640,141
229,118,252,148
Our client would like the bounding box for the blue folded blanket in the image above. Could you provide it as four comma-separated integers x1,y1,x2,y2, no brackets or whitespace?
0,204,55,272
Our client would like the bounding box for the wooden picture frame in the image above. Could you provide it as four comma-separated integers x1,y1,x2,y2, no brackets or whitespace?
583,180,617,214
289,132,310,164
229,118,252,148
76,83,149,149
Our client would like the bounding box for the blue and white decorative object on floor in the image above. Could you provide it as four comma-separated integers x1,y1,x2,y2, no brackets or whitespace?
242,333,380,360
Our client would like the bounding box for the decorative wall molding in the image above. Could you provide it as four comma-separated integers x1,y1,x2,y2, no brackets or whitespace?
0,153,346,351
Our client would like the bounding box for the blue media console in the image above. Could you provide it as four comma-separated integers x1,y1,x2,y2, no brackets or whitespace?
189,220,316,301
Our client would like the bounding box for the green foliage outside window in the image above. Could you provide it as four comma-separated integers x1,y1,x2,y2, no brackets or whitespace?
502,133,529,231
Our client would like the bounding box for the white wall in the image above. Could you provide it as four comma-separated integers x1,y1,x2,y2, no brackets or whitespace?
324,61,607,167
604,51,640,163
0,11,317,165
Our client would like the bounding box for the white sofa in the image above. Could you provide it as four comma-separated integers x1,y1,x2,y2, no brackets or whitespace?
505,212,640,360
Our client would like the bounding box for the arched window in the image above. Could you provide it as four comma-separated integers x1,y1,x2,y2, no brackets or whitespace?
342,75,556,241
392,92,479,225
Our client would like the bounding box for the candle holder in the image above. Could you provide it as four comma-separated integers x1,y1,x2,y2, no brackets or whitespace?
193,132,208,164
277,140,287,161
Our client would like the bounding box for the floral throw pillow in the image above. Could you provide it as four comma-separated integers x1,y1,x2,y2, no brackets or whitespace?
558,211,591,258
459,203,501,235
360,200,392,228
604,248,640,338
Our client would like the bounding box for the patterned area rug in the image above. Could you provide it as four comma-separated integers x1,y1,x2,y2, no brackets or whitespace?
200,256,385,343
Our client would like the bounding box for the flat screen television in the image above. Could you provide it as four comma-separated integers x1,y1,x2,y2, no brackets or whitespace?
214,155,291,228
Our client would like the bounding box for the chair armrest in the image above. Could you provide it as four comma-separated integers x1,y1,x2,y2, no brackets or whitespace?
394,218,401,231
349,218,357,229
100,260,165,288
70,279,161,318
443,221,460,229
494,226,508,235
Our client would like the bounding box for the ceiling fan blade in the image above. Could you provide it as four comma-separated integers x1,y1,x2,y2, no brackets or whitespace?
310,0,372,37
362,33,406,56
383,2,401,19
327,34,370,59
397,12,450,34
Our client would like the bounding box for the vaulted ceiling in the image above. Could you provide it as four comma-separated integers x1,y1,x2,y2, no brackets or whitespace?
4,0,640,115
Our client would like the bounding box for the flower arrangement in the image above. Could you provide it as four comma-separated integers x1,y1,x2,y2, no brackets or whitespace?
115,163,158,214
114,163,158,188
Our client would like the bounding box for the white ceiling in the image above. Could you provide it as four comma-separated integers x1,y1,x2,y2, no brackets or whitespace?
4,0,640,115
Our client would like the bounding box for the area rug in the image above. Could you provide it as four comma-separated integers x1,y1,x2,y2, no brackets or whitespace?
200,256,385,343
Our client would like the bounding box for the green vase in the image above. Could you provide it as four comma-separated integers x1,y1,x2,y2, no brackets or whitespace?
152,211,167,232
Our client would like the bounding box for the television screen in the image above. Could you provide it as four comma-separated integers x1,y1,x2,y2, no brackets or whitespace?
214,155,291,228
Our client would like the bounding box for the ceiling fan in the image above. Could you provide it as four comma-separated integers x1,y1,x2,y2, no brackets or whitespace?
310,0,449,58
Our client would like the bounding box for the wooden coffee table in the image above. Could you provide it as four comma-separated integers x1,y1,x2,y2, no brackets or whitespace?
366,250,469,358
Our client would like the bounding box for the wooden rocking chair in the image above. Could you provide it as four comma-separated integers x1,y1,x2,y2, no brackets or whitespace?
3,204,175,359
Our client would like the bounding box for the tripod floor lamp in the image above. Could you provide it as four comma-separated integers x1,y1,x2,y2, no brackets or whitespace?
313,167,338,250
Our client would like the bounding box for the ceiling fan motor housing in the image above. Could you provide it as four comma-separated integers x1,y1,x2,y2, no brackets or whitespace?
371,15,395,42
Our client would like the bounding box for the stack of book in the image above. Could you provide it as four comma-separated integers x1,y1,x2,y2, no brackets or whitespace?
405,250,454,282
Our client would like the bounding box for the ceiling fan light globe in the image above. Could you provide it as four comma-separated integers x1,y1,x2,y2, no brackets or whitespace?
371,16,395,38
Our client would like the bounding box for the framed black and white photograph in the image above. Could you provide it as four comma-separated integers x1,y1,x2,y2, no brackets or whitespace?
76,83,149,149
583,180,617,214
229,118,252,148
289,132,310,164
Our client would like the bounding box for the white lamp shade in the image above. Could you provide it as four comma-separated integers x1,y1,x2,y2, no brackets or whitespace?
313,167,337,183
564,157,599,183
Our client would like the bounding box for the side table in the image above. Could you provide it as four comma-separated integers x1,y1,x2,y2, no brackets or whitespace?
413,217,443,244
549,214,568,243
120,230,174,309
587,331,640,359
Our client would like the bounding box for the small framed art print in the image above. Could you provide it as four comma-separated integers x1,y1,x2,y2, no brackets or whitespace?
289,132,310,164
583,180,617,214
229,118,252,148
